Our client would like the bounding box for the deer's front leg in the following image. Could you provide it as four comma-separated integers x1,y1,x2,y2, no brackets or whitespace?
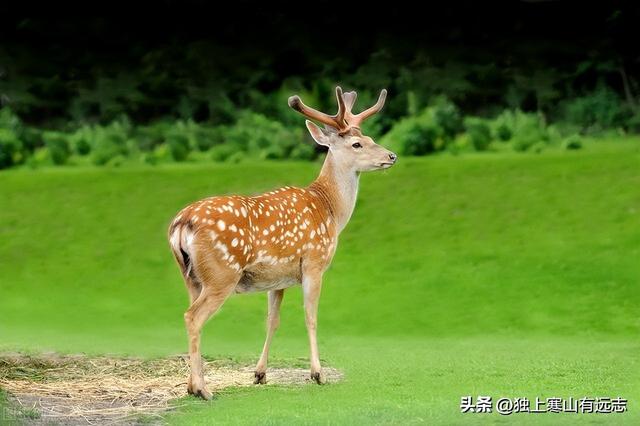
254,289,284,384
302,271,326,384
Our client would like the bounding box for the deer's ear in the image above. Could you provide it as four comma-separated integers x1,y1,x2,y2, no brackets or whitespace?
305,120,332,147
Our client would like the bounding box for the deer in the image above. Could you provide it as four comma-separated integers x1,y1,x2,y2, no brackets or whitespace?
168,86,397,399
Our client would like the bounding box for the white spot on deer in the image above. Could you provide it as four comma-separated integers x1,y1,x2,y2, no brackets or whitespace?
310,230,316,239
231,238,239,247
262,229,269,236
241,207,247,217
234,209,240,217
217,220,226,231
229,224,237,232
240,239,245,246
239,229,245,236
228,201,235,207
270,224,275,232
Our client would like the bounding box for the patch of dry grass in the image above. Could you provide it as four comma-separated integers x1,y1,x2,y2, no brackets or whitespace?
0,353,342,424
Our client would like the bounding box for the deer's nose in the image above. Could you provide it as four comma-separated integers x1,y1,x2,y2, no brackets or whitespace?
388,152,397,163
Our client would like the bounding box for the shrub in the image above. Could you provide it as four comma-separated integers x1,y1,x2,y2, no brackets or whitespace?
210,144,239,162
463,117,491,151
42,131,70,165
69,127,92,156
223,111,302,159
226,151,247,164
289,143,316,161
91,126,129,165
135,122,168,152
381,109,446,156
530,141,546,154
562,134,582,150
626,111,640,133
431,97,463,140
0,128,22,169
106,155,127,167
165,133,190,162
490,110,550,152
562,86,629,132
26,147,51,168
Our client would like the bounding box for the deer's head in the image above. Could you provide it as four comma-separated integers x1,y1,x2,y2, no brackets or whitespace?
288,87,397,172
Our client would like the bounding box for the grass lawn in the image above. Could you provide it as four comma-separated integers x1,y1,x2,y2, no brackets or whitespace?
1,140,639,424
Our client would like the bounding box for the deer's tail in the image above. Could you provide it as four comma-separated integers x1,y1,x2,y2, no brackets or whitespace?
168,219,194,278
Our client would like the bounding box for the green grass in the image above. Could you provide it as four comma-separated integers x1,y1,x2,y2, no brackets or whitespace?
1,142,639,424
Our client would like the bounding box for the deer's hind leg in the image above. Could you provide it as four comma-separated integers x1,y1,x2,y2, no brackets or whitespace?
254,289,284,384
183,246,240,400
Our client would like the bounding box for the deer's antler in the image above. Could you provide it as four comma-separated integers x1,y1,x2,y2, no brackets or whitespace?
288,86,387,134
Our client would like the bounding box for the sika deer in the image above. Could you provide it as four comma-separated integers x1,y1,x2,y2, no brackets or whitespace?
168,87,396,399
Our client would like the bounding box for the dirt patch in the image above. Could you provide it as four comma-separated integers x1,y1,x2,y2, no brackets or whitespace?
0,353,343,424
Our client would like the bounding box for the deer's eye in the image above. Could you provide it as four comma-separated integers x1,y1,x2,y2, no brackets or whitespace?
352,142,362,149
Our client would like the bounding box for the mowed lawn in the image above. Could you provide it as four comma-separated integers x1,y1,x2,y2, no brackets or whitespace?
1,141,639,424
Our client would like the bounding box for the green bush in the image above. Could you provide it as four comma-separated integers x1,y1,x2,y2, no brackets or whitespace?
42,131,70,165
226,151,247,164
562,86,630,132
562,134,582,150
463,117,491,151
166,133,190,162
91,125,129,165
26,147,51,168
490,110,550,152
431,97,463,140
69,127,92,156
289,143,316,161
0,128,22,169
381,109,446,156
223,111,302,159
210,144,239,162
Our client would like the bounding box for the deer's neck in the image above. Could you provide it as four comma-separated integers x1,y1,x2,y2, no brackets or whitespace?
309,151,359,233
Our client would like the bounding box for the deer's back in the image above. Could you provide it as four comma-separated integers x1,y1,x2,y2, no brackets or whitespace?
169,186,337,286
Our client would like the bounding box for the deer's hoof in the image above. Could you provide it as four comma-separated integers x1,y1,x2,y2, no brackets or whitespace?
311,371,326,385
254,371,267,385
187,384,213,400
